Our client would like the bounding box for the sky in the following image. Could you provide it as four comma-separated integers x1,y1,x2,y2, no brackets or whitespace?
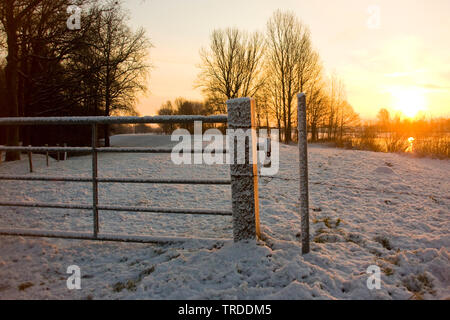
122,0,450,119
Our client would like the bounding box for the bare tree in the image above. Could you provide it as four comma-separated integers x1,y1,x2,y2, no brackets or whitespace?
253,86,271,129
0,0,151,149
16,0,102,147
0,0,104,148
265,10,317,143
0,0,43,161
260,75,283,134
88,0,151,146
326,73,346,139
337,101,360,140
293,51,323,141
157,100,175,134
305,71,328,141
377,108,390,132
197,28,265,108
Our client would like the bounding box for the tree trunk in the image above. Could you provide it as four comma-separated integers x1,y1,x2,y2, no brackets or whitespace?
4,2,20,161
286,127,292,144
285,96,293,144
104,83,111,147
311,124,317,142
277,118,281,142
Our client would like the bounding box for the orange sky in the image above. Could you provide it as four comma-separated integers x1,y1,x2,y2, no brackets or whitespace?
123,0,450,119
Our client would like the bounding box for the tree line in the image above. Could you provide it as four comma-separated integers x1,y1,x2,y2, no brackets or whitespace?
0,0,151,161
157,10,360,143
157,98,217,134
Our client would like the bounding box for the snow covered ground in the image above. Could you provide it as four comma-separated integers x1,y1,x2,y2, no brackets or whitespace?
0,134,448,299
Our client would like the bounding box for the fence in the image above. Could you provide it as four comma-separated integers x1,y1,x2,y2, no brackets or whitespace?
0,98,262,245
0,96,310,253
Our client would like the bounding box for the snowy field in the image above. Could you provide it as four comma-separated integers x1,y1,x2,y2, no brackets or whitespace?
0,134,448,299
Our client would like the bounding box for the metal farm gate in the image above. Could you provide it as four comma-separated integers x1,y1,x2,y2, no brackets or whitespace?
0,95,310,252
0,98,261,244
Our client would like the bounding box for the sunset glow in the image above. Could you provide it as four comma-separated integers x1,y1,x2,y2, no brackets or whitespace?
122,0,450,119
391,88,427,118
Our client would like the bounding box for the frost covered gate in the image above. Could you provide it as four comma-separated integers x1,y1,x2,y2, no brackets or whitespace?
0,98,261,244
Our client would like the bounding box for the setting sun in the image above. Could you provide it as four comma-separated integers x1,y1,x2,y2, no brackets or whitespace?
391,88,427,118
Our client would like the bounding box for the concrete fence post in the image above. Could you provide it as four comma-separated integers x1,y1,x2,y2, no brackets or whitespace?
92,124,99,237
298,93,310,254
227,97,260,242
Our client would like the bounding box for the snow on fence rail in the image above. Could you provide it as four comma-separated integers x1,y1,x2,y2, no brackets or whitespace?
0,99,261,245
0,115,228,125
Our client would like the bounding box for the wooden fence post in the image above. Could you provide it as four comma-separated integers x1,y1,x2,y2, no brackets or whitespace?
298,93,310,254
18,142,22,160
64,143,68,161
45,144,49,167
28,145,33,173
227,97,260,242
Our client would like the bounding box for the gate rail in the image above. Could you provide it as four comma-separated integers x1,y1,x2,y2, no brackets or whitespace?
0,99,261,244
